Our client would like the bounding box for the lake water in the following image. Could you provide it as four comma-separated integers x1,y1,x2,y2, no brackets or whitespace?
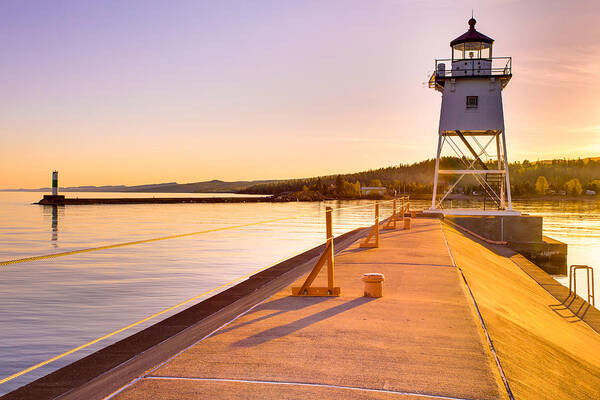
0,192,599,395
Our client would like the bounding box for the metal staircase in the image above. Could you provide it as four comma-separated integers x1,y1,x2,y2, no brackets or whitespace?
484,172,504,210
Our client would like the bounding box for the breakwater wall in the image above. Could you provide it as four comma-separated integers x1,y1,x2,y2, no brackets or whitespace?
444,215,567,275
37,195,281,205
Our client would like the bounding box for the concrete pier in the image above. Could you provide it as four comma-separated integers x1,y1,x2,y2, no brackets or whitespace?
443,225,600,399
90,219,599,400
110,219,505,400
6,219,600,400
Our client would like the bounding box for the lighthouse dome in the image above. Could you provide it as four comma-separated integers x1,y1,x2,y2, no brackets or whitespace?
450,18,494,60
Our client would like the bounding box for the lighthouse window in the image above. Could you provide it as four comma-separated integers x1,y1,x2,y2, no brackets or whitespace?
466,96,478,108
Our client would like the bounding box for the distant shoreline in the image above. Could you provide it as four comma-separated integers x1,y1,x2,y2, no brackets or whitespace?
28,192,600,205
36,196,282,205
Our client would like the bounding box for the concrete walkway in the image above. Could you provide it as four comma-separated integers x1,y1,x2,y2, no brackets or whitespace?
112,219,505,400
443,224,600,400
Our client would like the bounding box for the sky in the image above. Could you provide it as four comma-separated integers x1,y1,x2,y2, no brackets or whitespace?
1,0,600,188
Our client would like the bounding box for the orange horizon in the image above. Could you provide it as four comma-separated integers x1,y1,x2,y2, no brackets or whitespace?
3,154,600,190
2,1,599,188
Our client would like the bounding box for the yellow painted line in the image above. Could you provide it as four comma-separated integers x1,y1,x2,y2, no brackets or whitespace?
0,200,397,267
0,242,320,386
0,198,404,385
0,216,299,266
327,198,395,212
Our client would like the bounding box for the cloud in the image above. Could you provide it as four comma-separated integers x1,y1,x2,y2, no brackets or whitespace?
558,125,600,135
308,136,388,143
306,136,423,151
575,125,600,133
519,44,600,86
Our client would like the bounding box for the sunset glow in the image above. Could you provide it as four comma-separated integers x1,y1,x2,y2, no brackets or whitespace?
2,0,599,188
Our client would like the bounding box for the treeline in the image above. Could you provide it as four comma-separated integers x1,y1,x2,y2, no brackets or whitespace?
240,157,600,197
241,159,440,197
510,159,600,196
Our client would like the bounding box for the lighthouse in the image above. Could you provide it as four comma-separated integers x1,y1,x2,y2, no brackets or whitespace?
52,170,58,196
427,17,519,216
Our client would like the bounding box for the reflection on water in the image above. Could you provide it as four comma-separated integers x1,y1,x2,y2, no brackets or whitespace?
50,205,59,244
0,192,598,394
41,205,62,246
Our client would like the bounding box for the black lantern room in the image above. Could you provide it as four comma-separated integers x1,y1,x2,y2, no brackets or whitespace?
450,18,494,60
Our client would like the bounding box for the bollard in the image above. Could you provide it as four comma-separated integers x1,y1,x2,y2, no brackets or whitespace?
362,273,385,298
404,217,411,230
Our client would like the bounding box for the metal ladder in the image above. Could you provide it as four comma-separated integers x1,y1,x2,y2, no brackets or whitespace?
483,173,503,210
569,265,595,306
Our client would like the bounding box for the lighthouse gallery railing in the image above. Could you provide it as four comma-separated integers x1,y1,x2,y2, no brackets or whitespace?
429,56,512,89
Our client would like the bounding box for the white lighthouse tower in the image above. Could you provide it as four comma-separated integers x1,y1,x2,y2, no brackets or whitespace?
427,17,519,216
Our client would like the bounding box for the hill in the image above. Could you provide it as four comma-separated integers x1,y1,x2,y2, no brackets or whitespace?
241,157,600,197
6,156,600,197
123,180,274,193
4,180,275,193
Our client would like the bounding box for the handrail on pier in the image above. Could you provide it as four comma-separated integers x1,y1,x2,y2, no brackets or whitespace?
293,196,411,296
569,265,595,306
383,196,410,230
361,196,411,247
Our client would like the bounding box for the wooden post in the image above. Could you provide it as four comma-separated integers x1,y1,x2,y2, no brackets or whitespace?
401,197,405,222
326,207,334,292
375,202,380,247
360,201,380,248
292,206,340,296
383,197,397,230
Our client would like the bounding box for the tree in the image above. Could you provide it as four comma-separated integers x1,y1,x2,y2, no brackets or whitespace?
312,177,324,193
353,181,361,195
369,179,383,187
565,178,583,196
335,175,344,196
342,180,359,197
535,176,549,194
239,156,600,198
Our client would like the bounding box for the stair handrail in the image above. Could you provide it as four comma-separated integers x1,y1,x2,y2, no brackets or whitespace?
569,265,595,306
